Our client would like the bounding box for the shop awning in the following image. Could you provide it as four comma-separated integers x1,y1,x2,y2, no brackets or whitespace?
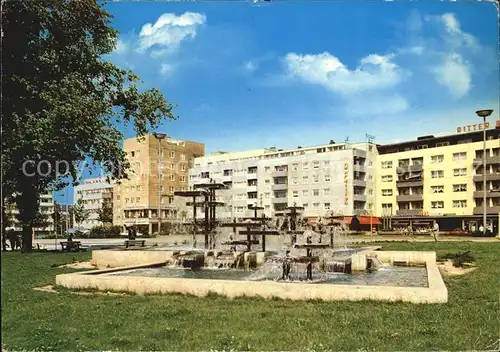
358,216,381,225
343,216,353,224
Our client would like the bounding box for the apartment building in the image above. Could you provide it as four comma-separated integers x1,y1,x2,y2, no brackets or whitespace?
6,190,55,234
113,134,205,234
376,123,500,232
73,177,113,229
188,141,377,220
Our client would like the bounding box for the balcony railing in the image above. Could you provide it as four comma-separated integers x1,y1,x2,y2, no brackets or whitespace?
396,179,423,187
473,155,500,165
271,170,287,178
473,190,500,198
473,206,500,215
396,194,424,202
272,197,288,204
473,173,500,182
396,209,424,216
271,183,287,191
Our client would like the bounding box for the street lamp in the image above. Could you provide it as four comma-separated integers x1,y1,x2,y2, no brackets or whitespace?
153,132,167,235
475,109,493,235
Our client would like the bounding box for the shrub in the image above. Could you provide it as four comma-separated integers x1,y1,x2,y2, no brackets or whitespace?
88,225,122,238
438,251,476,267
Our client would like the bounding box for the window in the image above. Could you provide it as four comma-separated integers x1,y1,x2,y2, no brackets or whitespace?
302,190,309,196
313,161,320,169
313,189,320,196
324,175,331,182
452,152,467,161
292,191,299,198
382,175,393,182
431,155,444,163
169,174,175,181
431,201,444,209
181,154,186,161
382,189,393,196
381,161,393,169
313,175,319,183
169,186,175,193
265,192,270,199
324,188,331,196
453,184,467,192
431,170,444,179
169,151,175,158
303,203,308,209
265,166,271,173
181,164,186,171
302,176,309,184
265,205,270,211
324,161,330,168
313,202,320,209
453,168,467,177
292,177,298,185
131,151,135,157
452,200,467,208
436,142,450,147
324,203,331,210
302,162,309,170
292,163,299,171
170,163,175,170
431,185,444,193
180,176,186,182
265,179,270,184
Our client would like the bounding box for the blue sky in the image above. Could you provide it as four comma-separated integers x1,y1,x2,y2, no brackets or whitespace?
55,1,499,203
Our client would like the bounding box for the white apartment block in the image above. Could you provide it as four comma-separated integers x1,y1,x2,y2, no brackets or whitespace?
188,142,377,220
6,190,55,233
74,177,113,229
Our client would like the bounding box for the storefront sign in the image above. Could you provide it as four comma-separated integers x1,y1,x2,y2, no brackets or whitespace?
456,120,500,133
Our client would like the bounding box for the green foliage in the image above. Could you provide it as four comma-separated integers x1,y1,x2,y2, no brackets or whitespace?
1,242,500,351
96,201,113,225
438,251,476,267
72,199,90,227
88,225,121,238
2,0,176,251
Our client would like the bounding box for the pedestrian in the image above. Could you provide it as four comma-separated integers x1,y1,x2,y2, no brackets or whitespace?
432,222,440,242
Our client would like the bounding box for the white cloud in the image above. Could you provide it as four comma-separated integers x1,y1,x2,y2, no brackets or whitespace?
432,53,471,98
160,63,175,75
425,13,479,51
137,12,206,56
244,61,256,72
115,39,128,54
284,52,403,95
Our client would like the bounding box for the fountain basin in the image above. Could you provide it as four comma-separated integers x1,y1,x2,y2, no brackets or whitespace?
59,250,447,304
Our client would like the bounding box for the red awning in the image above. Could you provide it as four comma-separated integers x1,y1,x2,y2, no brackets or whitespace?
358,216,381,225
343,216,353,224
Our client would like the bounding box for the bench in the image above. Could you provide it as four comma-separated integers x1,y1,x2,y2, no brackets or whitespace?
60,241,82,252
125,239,146,248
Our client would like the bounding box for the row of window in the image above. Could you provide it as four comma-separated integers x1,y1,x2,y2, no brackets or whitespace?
381,184,468,196
129,150,187,160
381,168,468,182
382,200,468,209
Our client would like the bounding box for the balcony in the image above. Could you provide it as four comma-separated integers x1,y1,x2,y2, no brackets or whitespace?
221,175,232,182
272,197,288,204
473,190,500,199
271,183,287,191
271,170,287,178
353,164,365,172
247,185,258,193
473,173,500,182
353,194,366,202
353,149,367,158
396,194,424,202
473,206,500,215
396,164,423,174
396,209,424,216
474,155,500,165
353,179,366,187
246,173,258,180
396,179,423,187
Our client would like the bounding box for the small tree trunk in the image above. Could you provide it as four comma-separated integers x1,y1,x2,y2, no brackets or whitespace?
22,224,33,253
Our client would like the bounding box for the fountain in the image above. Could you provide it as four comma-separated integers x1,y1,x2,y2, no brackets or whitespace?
56,197,448,304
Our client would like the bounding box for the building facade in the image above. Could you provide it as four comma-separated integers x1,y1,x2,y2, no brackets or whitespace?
6,190,55,234
188,141,377,220
113,134,205,234
73,177,113,229
376,124,500,232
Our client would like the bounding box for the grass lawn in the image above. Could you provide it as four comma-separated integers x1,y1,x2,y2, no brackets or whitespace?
2,242,500,351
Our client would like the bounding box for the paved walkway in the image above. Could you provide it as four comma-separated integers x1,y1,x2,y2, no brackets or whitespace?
30,234,500,251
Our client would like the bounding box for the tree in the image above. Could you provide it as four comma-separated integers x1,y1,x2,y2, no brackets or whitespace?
72,199,90,229
96,201,113,225
2,0,176,252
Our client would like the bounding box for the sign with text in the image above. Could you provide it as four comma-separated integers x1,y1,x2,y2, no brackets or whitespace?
456,120,499,134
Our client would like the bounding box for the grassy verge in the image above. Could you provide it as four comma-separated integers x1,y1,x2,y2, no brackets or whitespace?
2,242,500,351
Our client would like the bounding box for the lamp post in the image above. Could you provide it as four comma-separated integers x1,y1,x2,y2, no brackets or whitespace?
475,109,493,235
153,132,167,235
